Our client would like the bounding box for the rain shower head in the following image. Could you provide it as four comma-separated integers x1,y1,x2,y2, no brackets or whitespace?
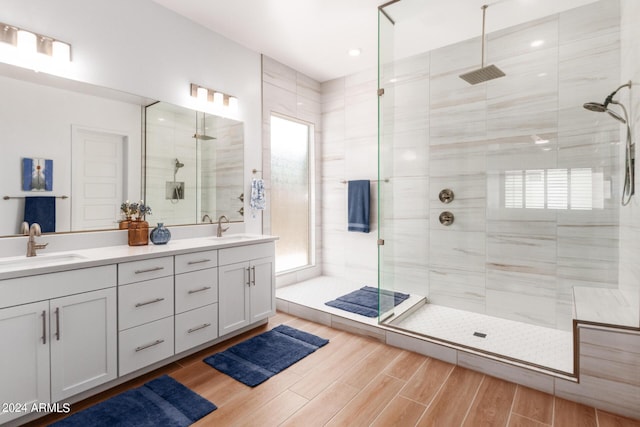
193,133,216,140
460,65,505,85
459,5,505,85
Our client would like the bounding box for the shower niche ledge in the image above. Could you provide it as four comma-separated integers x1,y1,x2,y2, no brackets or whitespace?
573,287,639,328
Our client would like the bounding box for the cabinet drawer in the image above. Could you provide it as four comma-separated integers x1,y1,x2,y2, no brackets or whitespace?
175,269,218,313
0,265,116,309
219,242,274,266
175,250,218,274
175,304,218,354
118,256,173,285
119,316,174,376
118,277,173,330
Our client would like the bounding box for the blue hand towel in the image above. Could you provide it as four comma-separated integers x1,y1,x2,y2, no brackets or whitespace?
24,196,56,233
348,180,370,233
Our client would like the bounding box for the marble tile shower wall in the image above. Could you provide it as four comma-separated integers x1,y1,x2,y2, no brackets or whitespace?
261,56,323,285
146,108,199,225
321,0,625,330
200,121,244,220
618,0,640,324
321,69,380,286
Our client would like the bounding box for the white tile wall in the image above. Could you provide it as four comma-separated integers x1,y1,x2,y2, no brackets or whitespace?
261,56,324,286
320,0,632,332
617,0,640,325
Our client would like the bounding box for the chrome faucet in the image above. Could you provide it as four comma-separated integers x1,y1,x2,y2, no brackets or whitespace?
217,215,229,237
27,223,48,257
202,214,212,223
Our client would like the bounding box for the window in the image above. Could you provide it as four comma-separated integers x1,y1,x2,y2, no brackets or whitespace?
503,168,604,210
270,115,314,273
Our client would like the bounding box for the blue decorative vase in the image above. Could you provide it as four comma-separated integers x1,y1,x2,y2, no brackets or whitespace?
150,223,171,245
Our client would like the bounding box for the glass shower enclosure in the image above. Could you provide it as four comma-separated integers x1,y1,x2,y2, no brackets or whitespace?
377,0,639,374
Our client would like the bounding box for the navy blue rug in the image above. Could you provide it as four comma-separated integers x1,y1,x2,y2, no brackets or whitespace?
50,375,216,427
325,286,410,317
204,324,329,387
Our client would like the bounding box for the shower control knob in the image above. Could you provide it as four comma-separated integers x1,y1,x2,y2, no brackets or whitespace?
439,211,454,226
439,189,454,204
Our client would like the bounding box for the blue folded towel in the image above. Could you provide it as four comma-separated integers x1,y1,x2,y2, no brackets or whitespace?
348,180,370,233
24,196,56,233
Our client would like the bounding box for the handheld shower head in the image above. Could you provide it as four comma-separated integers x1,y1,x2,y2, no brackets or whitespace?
582,102,627,123
607,101,627,124
174,159,184,175
583,102,607,113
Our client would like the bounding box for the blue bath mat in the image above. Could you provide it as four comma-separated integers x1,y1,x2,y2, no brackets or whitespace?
204,324,329,387
325,286,410,317
51,375,216,427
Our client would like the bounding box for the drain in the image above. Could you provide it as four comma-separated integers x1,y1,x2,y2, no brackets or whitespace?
473,332,487,338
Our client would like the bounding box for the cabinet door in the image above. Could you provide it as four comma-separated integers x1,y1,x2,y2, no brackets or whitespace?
218,261,250,336
250,256,275,323
0,301,50,424
50,288,117,402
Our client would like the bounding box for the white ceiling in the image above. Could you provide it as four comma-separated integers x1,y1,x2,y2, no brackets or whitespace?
152,0,599,83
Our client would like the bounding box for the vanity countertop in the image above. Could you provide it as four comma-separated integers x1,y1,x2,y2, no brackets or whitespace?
0,234,277,280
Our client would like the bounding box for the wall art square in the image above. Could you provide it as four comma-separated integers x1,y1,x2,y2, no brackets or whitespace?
22,158,53,191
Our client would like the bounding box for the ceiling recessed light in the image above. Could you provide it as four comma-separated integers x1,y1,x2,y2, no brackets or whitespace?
348,48,361,57
531,39,545,48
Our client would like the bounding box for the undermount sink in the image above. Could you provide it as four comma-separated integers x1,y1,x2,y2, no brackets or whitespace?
0,253,87,272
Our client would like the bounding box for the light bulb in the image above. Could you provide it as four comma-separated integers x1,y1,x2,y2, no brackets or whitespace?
52,41,70,62
213,92,223,107
228,96,238,111
17,30,36,53
197,86,208,102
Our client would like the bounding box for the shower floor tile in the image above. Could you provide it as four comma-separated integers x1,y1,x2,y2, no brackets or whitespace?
276,276,424,326
393,304,573,374
276,276,573,374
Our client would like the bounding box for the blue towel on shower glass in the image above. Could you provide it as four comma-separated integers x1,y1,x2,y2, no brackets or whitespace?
24,196,56,233
348,180,370,233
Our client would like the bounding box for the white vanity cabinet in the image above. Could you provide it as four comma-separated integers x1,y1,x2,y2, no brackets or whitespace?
0,266,117,424
117,256,175,376
0,301,50,424
174,250,219,354
218,242,275,336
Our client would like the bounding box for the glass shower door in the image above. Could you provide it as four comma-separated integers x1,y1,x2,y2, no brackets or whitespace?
377,7,396,322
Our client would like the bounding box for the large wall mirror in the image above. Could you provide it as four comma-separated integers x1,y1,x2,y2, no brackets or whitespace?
0,66,244,237
144,102,244,226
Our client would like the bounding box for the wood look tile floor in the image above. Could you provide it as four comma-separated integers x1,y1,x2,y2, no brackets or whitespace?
30,312,640,427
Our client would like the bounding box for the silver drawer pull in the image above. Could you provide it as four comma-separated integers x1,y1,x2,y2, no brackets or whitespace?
188,286,211,294
134,266,164,274
135,339,165,352
135,297,165,307
187,323,211,334
187,259,211,265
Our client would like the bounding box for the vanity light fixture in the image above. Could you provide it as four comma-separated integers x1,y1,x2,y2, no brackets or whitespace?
190,83,239,112
0,22,71,63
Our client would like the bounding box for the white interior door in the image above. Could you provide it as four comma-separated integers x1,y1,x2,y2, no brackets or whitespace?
71,127,127,231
